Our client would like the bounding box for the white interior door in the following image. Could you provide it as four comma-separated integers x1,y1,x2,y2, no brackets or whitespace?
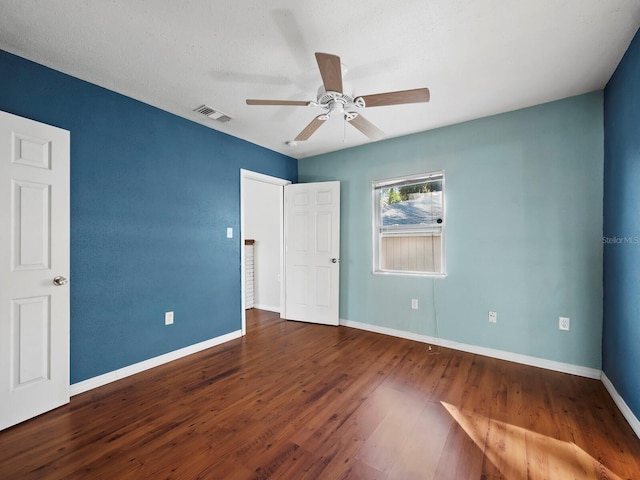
0,110,70,431
284,181,340,326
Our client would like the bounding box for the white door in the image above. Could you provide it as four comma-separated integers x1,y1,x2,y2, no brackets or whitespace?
284,181,340,326
0,110,70,431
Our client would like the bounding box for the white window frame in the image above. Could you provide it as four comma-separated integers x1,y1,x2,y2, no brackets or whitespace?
372,170,446,277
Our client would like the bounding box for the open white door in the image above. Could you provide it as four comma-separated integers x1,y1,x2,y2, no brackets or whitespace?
283,181,340,326
0,111,70,431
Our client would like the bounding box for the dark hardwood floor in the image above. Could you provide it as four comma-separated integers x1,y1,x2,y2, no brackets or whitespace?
1,309,639,479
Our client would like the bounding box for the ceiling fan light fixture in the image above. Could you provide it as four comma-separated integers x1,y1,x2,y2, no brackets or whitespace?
328,101,345,115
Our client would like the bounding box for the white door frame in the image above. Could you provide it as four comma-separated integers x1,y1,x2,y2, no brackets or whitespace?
240,169,290,335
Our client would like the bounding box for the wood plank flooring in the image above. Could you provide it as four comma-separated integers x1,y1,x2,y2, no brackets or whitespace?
1,309,639,479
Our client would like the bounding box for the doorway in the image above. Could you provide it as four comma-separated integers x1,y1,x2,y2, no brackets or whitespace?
240,169,290,335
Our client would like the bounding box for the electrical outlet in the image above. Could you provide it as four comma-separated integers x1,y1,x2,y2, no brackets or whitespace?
559,316,570,331
488,311,497,323
411,299,419,310
165,311,174,325
226,227,233,238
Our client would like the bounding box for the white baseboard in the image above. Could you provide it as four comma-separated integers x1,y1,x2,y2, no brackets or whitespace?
253,304,280,313
340,319,601,379
70,330,242,396
601,372,640,439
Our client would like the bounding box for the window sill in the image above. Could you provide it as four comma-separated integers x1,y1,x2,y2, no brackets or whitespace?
373,270,447,279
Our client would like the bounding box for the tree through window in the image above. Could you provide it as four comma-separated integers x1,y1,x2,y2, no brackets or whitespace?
373,171,445,275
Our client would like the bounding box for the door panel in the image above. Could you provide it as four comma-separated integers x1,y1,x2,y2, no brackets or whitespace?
315,266,331,308
13,180,51,270
0,110,70,431
284,181,340,326
316,212,331,253
12,295,50,387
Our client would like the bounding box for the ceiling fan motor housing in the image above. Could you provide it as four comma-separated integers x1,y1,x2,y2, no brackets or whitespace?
316,87,363,117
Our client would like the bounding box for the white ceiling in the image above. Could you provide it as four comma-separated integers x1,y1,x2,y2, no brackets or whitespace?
1,1,639,159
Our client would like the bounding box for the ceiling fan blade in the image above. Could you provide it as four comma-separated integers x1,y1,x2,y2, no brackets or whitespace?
359,88,430,107
295,116,327,141
346,113,384,141
246,99,310,106
315,52,343,93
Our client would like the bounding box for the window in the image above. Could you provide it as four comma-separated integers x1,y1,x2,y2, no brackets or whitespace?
373,171,445,276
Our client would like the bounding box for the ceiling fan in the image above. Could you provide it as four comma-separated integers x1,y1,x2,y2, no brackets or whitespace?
246,52,430,142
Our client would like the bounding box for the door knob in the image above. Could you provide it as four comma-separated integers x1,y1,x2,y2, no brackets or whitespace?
53,276,68,286
331,258,339,264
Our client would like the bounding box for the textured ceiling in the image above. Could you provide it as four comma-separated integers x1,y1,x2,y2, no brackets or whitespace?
1,1,639,159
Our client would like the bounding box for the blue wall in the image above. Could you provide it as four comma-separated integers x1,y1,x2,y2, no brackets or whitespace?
0,50,297,383
604,27,640,419
299,92,604,369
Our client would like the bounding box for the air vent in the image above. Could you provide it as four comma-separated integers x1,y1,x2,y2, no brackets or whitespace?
194,105,232,123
